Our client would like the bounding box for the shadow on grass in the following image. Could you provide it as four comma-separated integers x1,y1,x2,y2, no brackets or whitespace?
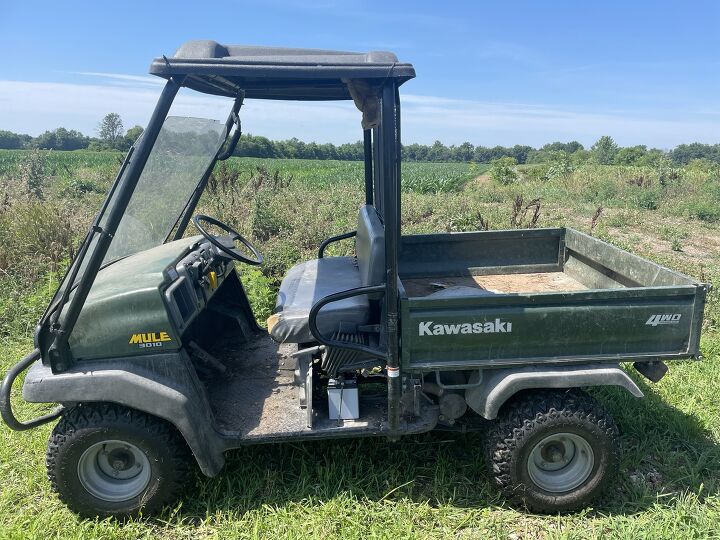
591,375,720,514
161,376,720,522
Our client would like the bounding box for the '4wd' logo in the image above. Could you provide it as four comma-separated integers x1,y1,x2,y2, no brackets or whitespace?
129,332,172,348
645,314,682,326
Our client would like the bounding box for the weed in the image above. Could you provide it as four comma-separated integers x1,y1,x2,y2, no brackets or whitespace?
633,189,659,210
685,199,720,223
545,151,575,181
489,156,518,185
19,149,47,199
241,266,276,325
590,206,603,233
510,195,541,228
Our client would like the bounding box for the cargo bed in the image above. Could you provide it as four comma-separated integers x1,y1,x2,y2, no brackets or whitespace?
398,228,708,371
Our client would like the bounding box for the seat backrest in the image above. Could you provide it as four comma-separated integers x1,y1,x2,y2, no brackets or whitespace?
356,205,385,286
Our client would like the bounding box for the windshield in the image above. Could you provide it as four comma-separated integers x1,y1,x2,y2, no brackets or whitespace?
102,116,227,264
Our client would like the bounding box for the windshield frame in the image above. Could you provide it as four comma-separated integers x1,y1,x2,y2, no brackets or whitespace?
40,78,241,372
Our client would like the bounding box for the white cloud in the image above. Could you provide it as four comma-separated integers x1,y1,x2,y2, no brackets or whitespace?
0,79,360,141
0,75,718,147
69,72,164,87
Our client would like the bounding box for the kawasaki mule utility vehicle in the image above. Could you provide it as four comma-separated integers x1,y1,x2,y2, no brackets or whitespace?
1,41,709,517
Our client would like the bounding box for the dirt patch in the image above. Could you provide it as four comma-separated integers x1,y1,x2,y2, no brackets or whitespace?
608,216,720,263
471,174,491,187
403,272,587,297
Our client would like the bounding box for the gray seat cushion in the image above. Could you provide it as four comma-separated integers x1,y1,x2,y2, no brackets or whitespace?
268,256,370,343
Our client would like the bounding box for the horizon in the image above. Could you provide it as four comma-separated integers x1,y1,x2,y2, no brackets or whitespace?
2,1,720,148
2,122,717,154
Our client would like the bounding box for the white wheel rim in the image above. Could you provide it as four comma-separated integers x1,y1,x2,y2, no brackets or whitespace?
526,432,595,493
77,440,151,502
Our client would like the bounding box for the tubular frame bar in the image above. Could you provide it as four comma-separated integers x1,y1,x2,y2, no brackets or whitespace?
363,129,374,205
0,349,64,431
380,82,401,433
308,284,389,359
318,230,357,258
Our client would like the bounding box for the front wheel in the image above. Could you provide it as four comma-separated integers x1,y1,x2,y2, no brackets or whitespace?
485,389,619,513
46,403,191,518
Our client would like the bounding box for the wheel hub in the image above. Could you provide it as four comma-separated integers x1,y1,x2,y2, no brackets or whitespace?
78,440,151,502
527,432,594,493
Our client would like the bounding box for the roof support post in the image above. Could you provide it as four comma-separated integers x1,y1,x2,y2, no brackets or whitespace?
372,125,382,216
380,82,401,434
363,129,373,206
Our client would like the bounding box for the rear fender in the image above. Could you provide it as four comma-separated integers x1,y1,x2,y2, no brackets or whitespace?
22,351,225,476
465,362,643,420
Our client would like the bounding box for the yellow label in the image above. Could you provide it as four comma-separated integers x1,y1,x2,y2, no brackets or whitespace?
129,332,172,345
208,271,218,289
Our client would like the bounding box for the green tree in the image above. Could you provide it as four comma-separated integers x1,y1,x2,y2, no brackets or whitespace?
33,128,88,150
670,143,720,165
638,148,666,167
0,130,31,149
489,156,518,185
452,142,474,162
124,125,144,146
542,141,584,154
614,145,647,165
427,140,450,162
98,113,125,147
591,136,618,165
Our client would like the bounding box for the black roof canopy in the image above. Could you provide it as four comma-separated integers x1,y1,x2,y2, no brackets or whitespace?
149,40,416,100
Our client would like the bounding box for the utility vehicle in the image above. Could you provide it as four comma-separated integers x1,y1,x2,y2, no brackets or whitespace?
1,41,709,517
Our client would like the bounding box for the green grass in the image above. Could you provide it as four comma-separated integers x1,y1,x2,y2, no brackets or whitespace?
2,152,720,538
2,337,720,539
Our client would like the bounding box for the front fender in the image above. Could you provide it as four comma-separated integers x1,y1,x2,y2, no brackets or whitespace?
22,352,225,476
465,362,643,420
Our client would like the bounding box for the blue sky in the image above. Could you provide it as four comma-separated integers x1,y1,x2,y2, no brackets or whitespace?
1,0,719,148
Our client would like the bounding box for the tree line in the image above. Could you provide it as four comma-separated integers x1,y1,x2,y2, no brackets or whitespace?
1,114,719,166
0,113,144,152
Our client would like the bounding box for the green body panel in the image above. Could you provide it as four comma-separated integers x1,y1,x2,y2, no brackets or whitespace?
399,228,707,371
65,236,202,360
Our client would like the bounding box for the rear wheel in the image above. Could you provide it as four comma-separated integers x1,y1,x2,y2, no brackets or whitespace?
485,389,619,513
47,403,191,518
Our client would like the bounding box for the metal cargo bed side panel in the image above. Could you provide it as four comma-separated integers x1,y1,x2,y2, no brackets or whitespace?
563,229,697,289
401,287,702,371
399,228,564,277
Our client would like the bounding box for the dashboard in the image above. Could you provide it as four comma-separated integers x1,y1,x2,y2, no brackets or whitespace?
163,239,233,331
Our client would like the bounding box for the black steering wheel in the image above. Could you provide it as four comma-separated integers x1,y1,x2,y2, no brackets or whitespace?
192,215,263,266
